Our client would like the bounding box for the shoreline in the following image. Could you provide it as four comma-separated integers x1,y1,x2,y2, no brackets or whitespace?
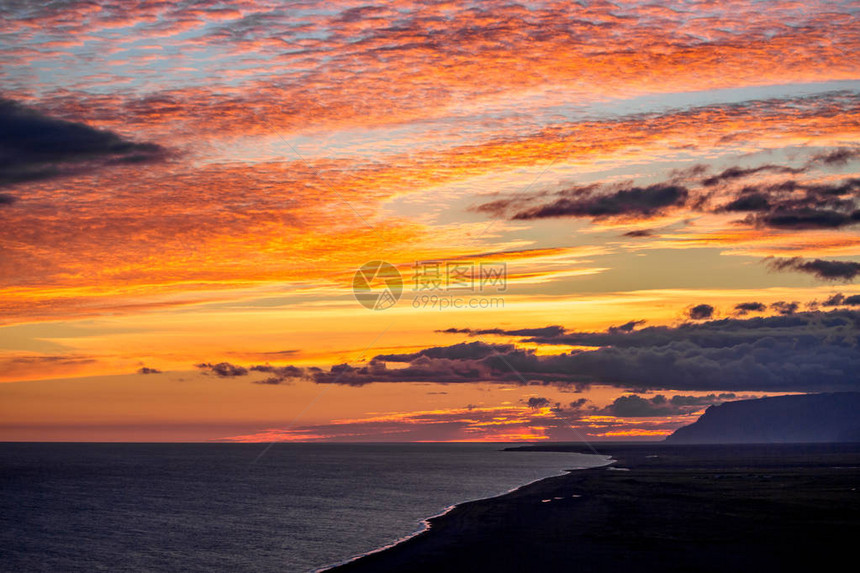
316,451,615,572
325,442,860,573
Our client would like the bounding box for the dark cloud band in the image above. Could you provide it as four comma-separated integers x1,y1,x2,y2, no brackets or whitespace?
194,310,860,393
0,98,170,188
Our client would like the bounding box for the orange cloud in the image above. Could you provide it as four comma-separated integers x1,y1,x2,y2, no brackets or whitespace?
218,400,693,443
3,91,857,323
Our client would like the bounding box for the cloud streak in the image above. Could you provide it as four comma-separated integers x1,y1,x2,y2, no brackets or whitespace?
767,257,860,281
500,184,689,221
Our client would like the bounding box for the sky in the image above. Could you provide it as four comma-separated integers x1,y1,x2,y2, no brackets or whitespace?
0,0,858,442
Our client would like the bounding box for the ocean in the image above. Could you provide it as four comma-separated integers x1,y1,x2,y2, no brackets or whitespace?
0,443,609,572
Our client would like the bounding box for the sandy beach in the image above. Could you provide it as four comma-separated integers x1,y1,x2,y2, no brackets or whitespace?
327,443,860,572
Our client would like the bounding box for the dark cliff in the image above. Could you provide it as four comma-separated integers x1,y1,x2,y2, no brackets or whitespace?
665,393,860,444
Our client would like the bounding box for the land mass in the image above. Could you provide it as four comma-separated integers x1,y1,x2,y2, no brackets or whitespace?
325,443,860,573
665,392,860,444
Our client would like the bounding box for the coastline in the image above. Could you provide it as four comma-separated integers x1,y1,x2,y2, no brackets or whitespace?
324,442,860,573
316,452,614,572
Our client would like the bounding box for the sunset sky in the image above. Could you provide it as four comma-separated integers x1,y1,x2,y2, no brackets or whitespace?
1,0,858,442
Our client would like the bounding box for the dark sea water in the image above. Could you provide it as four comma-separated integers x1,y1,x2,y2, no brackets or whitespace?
0,443,609,572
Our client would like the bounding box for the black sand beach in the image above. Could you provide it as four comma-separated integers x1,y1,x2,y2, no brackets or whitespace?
327,443,860,573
